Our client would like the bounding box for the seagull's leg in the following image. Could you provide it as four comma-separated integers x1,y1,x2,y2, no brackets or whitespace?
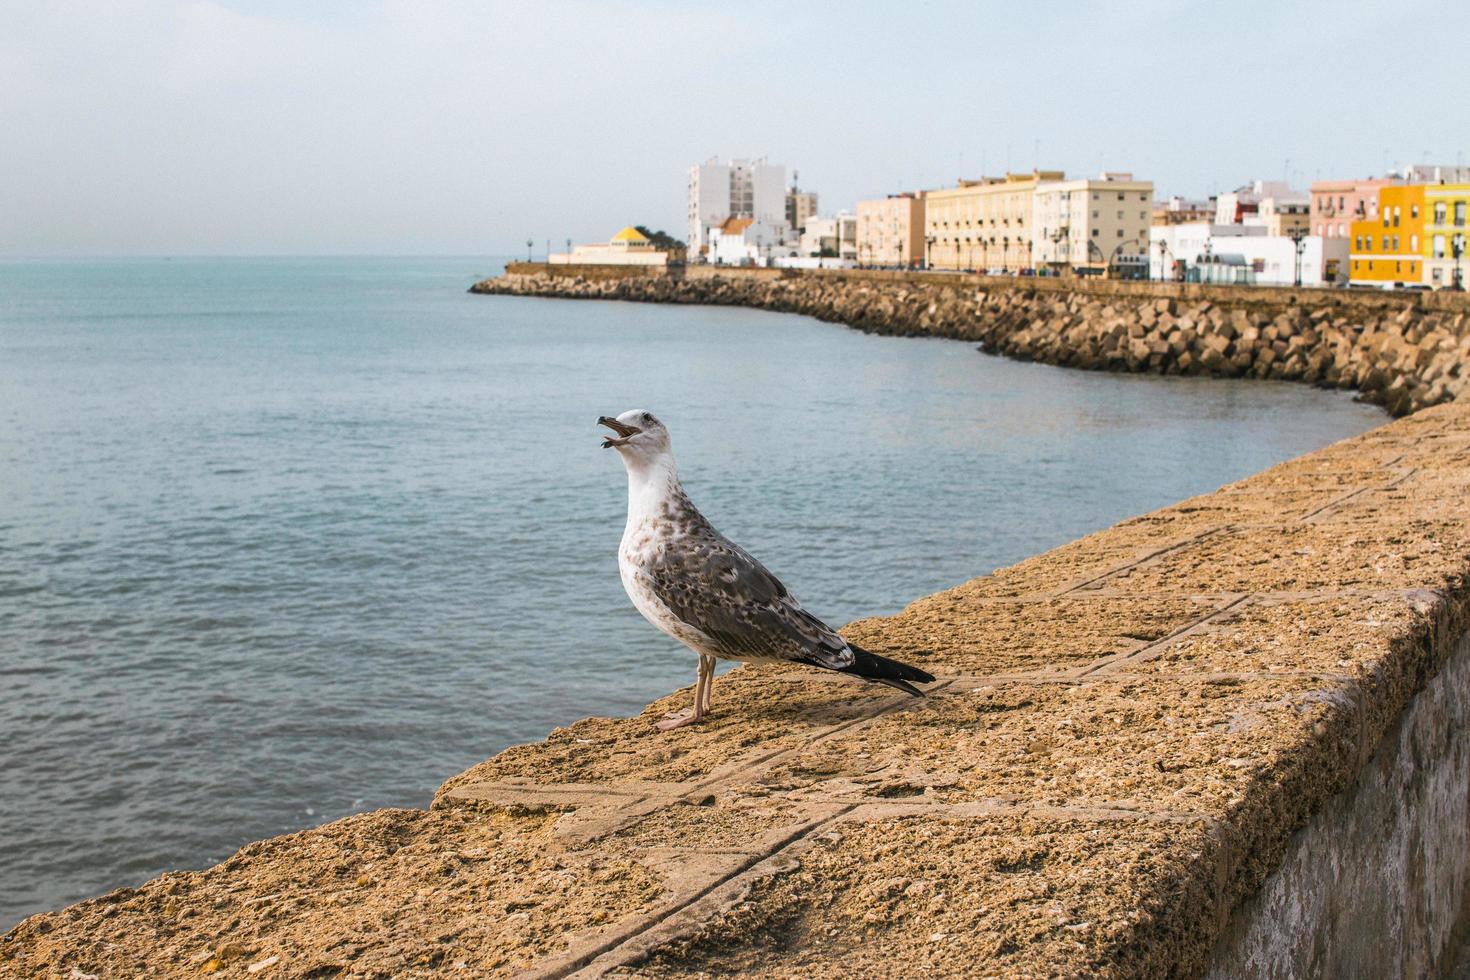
657,654,714,732
693,656,709,718
697,653,716,716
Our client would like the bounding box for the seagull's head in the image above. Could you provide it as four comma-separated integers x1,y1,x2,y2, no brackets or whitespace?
598,410,672,463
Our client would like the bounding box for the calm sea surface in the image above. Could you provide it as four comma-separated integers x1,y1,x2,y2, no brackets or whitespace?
0,257,1384,928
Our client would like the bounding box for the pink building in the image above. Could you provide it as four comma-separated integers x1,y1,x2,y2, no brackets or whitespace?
1310,178,1396,240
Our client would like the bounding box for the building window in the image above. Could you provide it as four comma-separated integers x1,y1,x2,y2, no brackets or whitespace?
1435,235,1446,258
1456,201,1466,226
1435,203,1447,224
1392,206,1400,227
1382,236,1389,250
1411,234,1418,251
1091,228,1099,237
1116,229,1124,238
1411,205,1419,219
1393,235,1399,251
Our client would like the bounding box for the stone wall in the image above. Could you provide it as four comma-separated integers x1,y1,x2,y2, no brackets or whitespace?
1205,627,1470,978
473,268,1470,416
503,261,668,282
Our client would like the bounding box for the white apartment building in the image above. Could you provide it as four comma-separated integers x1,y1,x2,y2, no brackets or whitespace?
687,157,787,259
798,214,859,261
706,217,797,267
1392,163,1470,185
1149,223,1347,286
1031,173,1154,273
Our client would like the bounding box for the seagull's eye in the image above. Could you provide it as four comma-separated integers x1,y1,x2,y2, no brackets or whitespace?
642,414,652,424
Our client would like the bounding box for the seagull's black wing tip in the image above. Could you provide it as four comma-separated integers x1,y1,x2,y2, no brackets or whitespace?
838,644,934,696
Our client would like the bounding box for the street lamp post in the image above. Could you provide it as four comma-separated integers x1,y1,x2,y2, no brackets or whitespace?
924,235,935,270
1049,229,1067,276
1087,238,1105,277
1157,239,1171,282
525,238,534,263
1289,230,1307,287
1106,239,1132,280
1454,237,1465,290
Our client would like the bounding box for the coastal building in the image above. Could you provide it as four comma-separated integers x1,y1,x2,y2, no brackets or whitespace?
1215,180,1310,233
687,157,787,260
786,179,818,234
1349,184,1427,287
706,216,797,267
1393,163,1470,185
1031,173,1153,276
798,214,859,261
1251,195,1312,237
1149,223,1346,286
1152,196,1216,225
1424,183,1470,289
1310,178,1393,240
548,226,670,266
856,192,925,268
924,170,1064,271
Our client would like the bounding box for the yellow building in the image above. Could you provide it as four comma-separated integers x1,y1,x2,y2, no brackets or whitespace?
550,226,669,266
1032,173,1154,275
1424,184,1470,289
924,170,1064,271
1255,199,1311,237
1349,185,1425,286
856,192,925,268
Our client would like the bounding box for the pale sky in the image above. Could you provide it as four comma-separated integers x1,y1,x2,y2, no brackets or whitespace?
3,0,1467,256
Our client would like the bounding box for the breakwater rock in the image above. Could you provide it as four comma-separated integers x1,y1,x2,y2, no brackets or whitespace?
472,267,1470,416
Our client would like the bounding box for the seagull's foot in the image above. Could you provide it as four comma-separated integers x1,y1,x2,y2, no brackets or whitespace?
655,708,704,732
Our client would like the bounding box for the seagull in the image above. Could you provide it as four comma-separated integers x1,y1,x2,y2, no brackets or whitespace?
599,410,934,731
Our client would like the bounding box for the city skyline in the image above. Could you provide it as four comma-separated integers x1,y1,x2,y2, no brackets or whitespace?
3,0,1468,256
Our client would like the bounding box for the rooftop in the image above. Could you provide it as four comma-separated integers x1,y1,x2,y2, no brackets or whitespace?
611,226,649,243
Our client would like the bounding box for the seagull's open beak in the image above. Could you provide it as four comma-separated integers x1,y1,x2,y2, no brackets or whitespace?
598,416,641,448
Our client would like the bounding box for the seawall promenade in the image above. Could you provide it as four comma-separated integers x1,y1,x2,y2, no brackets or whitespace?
6,396,1470,975
473,264,1470,417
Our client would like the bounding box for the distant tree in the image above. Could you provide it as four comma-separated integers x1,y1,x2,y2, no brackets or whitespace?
635,226,685,251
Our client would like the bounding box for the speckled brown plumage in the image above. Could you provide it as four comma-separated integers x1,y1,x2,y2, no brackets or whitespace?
631,484,854,670
603,410,932,723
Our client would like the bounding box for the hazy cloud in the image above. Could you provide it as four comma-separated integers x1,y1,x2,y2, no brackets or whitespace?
2,0,1466,255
